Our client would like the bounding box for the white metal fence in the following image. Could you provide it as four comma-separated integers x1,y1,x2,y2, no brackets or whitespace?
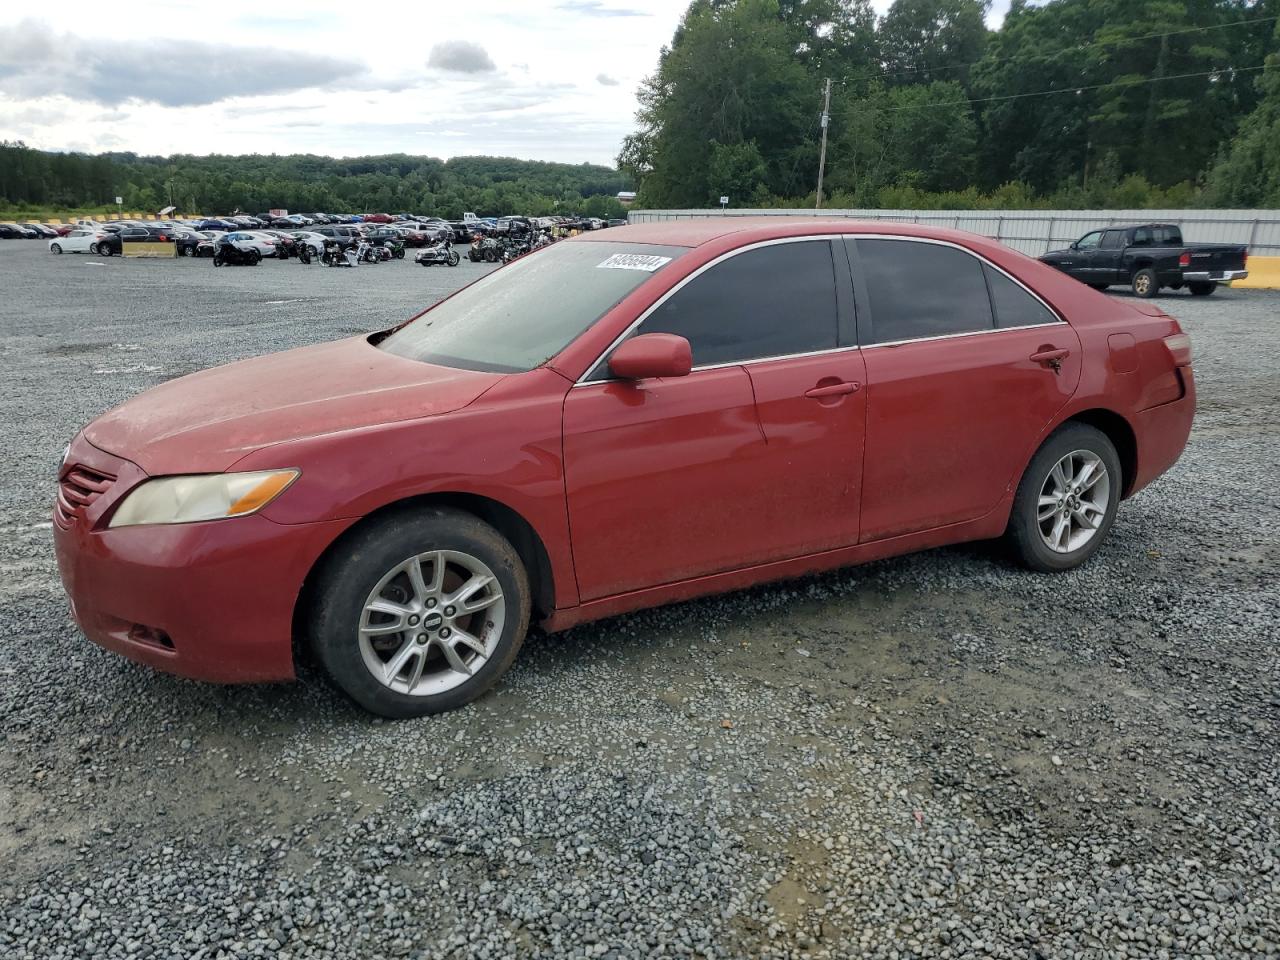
627,208,1280,257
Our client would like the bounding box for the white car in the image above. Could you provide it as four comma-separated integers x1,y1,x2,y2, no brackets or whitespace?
290,231,327,255
229,232,279,257
49,229,111,254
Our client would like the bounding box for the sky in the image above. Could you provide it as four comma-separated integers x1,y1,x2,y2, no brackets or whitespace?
0,1,1011,167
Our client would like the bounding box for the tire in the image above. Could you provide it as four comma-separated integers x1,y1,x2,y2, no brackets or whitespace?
51,243,62,254
484,248,497,263
250,250,261,265
99,244,114,257
309,507,531,718
448,251,460,267
1189,281,1217,296
88,242,98,255
393,247,404,260
1006,422,1122,573
1131,268,1158,298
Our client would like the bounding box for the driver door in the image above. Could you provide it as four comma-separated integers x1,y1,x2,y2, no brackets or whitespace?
562,238,865,601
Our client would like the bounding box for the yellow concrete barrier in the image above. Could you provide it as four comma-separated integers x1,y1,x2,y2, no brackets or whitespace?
1234,255,1280,290
123,241,176,258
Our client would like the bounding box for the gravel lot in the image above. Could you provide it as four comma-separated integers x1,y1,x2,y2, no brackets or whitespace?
0,241,1277,959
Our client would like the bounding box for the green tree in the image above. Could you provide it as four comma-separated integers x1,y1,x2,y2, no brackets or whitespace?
877,0,990,86
1204,20,1280,206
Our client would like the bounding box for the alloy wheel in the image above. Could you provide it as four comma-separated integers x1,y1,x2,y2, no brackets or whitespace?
1037,450,1110,554
357,550,506,697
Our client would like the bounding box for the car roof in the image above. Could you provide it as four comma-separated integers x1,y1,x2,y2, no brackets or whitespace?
568,217,1004,249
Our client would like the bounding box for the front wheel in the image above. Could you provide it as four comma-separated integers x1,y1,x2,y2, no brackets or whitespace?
213,254,224,267
1131,268,1158,298
448,250,460,266
309,508,531,718
99,244,114,257
250,250,261,265
51,243,62,254
1006,423,1122,573
1188,281,1217,296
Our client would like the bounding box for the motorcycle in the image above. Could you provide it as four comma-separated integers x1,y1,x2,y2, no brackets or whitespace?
500,236,532,263
356,240,381,265
416,237,460,267
469,235,502,263
212,240,261,267
321,239,352,267
376,237,406,260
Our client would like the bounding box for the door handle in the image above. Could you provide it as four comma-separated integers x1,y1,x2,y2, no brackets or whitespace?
804,381,860,399
1030,347,1069,374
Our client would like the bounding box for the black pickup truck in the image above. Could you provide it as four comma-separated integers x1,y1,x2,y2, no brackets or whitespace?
1039,223,1248,298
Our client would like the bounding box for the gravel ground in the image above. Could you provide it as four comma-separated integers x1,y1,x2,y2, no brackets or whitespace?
0,241,1277,959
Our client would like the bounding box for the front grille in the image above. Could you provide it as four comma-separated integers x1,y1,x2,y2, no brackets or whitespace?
55,465,115,529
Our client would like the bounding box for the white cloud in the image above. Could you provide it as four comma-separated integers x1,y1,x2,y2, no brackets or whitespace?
427,40,497,74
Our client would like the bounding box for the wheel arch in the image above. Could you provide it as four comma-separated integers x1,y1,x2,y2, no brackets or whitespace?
292,491,557,665
1059,408,1138,498
1130,258,1155,273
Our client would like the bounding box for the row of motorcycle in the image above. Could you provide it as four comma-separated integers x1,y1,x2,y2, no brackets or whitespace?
212,231,554,268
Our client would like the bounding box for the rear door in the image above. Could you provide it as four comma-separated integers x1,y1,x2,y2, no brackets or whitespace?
563,238,865,600
849,238,1081,542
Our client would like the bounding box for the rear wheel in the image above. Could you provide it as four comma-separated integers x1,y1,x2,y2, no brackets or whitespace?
309,508,531,718
88,242,98,254
1189,281,1217,296
1006,422,1122,573
1131,268,1158,298
250,250,261,265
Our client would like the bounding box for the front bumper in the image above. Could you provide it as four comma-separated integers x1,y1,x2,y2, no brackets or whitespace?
1183,269,1248,282
54,437,351,683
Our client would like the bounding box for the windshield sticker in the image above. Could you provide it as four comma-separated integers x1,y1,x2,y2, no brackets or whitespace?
596,253,672,272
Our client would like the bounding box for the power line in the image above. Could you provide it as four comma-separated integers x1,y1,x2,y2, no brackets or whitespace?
834,14,1278,89
874,64,1268,113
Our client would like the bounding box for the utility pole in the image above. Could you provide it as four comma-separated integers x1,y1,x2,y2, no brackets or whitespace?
815,78,832,210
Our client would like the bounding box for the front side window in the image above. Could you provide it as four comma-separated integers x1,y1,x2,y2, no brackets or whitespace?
378,241,686,373
631,240,838,367
854,239,993,344
1076,231,1103,250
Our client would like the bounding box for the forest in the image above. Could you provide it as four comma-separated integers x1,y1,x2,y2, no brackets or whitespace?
619,0,1280,209
0,148,632,220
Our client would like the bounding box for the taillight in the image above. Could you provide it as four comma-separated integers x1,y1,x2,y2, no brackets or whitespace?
1164,333,1192,366
1243,251,1249,266
1178,252,1191,268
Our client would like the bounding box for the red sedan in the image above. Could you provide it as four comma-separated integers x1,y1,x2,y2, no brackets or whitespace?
54,220,1195,717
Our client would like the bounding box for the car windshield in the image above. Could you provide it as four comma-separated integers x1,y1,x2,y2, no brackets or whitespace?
378,241,687,373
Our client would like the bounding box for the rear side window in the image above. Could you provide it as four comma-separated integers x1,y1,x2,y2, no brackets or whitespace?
854,239,993,344
636,240,838,366
983,265,1058,328
1132,227,1153,247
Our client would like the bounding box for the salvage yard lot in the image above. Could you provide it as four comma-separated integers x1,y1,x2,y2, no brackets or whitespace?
0,241,1277,959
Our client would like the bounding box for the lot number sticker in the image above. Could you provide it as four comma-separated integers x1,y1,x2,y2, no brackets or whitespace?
597,253,672,272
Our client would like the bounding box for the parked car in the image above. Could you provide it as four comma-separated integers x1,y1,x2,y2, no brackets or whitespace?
196,218,237,232
389,224,434,247
174,230,206,257
21,222,58,238
0,222,38,238
48,229,113,255
360,213,394,224
290,231,328,256
311,225,362,249
220,232,277,257
1040,224,1249,297
53,220,1195,718
91,225,173,256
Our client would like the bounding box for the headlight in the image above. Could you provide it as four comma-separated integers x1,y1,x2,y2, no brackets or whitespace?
109,469,299,528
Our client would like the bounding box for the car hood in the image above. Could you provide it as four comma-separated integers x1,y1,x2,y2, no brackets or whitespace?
85,336,504,474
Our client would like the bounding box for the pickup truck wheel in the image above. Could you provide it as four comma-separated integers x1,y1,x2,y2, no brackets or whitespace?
1131,268,1158,298
1189,281,1217,296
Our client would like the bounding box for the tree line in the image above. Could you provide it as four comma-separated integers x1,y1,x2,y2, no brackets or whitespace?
0,146,632,220
619,0,1280,210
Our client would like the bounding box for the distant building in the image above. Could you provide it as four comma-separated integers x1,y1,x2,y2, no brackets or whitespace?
616,191,637,206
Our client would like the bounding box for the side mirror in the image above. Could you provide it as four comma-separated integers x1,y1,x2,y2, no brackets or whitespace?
608,333,692,381
1069,241,1079,250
